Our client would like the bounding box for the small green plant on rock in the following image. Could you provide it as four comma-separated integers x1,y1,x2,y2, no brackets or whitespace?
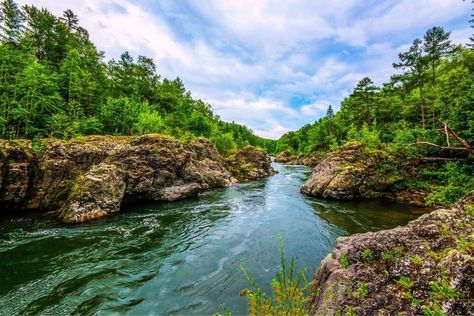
410,255,423,266
339,254,349,268
353,282,368,299
396,276,415,290
360,249,374,262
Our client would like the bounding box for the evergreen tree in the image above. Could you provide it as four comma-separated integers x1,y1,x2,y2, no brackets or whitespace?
423,26,452,85
326,105,334,118
0,0,24,45
60,9,78,31
393,39,428,128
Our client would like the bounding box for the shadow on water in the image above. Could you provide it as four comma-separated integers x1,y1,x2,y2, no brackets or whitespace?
0,163,430,315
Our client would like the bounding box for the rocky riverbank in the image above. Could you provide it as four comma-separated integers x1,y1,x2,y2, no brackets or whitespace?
0,135,275,223
300,142,431,207
309,192,474,315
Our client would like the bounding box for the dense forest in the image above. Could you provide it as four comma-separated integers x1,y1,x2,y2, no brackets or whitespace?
0,0,275,154
275,20,474,206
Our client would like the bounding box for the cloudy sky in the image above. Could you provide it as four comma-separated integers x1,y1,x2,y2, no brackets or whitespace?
18,0,472,138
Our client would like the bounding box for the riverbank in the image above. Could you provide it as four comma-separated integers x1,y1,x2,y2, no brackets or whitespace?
310,191,474,315
0,135,275,223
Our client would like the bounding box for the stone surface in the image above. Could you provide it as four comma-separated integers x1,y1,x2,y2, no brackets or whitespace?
0,135,274,222
309,192,474,315
301,142,402,200
227,146,277,182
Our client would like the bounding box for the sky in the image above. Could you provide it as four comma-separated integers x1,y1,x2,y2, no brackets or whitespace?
18,0,472,139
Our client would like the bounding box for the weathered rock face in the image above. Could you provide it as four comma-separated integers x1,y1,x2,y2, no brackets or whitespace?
227,146,277,182
274,151,321,167
275,151,293,163
309,192,474,315
0,135,275,223
301,142,401,200
0,140,36,207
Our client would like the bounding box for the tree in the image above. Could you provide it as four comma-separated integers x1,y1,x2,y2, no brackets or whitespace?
0,0,24,45
423,26,452,127
60,9,78,31
423,27,452,85
344,77,379,128
393,39,428,128
326,104,334,118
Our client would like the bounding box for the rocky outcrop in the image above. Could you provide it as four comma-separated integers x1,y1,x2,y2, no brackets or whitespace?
286,154,322,167
275,151,293,163
0,135,275,223
301,142,402,200
274,151,321,167
227,146,277,182
309,192,474,315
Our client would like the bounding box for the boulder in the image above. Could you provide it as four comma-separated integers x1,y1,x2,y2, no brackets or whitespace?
301,142,401,200
275,151,293,163
309,192,474,315
227,146,277,182
59,163,126,223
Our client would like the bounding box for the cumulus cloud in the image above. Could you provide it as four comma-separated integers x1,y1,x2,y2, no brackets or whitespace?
17,0,472,139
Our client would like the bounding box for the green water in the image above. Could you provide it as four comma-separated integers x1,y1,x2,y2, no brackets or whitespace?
0,163,428,315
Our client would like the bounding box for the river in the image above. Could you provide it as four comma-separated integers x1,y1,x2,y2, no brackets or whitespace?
0,163,428,315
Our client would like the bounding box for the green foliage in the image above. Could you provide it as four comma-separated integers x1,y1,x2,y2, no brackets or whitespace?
0,0,275,153
238,237,313,316
338,254,349,268
410,255,423,266
353,282,368,299
360,249,374,262
396,276,415,289
210,132,237,156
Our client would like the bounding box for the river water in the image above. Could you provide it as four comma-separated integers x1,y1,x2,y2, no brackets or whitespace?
0,163,428,315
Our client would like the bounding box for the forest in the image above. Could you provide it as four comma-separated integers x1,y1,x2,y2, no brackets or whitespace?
0,0,275,155
275,23,474,206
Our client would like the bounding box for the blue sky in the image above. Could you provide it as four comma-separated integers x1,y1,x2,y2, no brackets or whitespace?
20,0,472,138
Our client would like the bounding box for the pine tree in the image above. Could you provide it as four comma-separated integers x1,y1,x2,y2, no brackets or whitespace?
0,0,24,45
326,105,334,118
60,9,78,31
423,26,451,85
393,39,428,128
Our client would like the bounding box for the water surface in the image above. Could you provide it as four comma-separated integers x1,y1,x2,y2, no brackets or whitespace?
0,163,428,315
